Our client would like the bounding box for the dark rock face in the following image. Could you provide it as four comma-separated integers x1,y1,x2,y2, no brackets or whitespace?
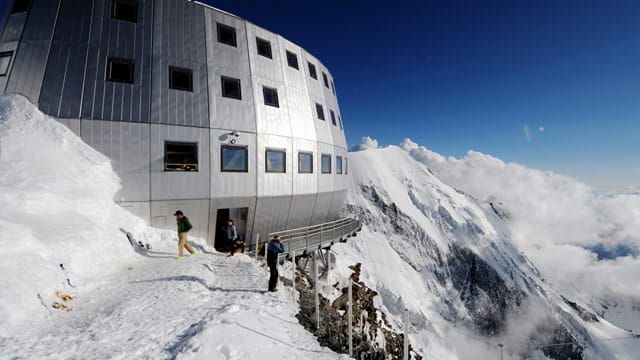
295,262,421,360
447,245,524,335
562,296,599,323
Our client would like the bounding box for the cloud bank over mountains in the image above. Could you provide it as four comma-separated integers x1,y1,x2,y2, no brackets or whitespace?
354,137,640,304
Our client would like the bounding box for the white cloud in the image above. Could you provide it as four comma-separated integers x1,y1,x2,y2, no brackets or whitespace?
350,136,379,151
524,124,533,142
399,138,640,301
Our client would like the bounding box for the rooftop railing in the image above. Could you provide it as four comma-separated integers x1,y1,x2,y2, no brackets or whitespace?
265,217,361,255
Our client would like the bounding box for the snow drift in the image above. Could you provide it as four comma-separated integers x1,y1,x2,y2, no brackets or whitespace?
0,94,152,334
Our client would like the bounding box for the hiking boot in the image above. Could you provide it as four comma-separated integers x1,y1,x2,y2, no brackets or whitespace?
188,253,195,257
176,255,184,260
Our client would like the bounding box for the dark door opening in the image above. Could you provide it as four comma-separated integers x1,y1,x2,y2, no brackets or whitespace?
214,207,248,252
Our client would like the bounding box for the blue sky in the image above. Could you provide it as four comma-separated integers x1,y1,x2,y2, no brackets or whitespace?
2,0,638,189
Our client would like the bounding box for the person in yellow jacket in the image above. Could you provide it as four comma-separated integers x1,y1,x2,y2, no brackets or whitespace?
174,210,195,259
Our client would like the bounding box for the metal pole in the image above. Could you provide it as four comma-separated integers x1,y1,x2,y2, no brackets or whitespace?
254,233,260,261
313,252,320,330
291,250,296,303
348,280,353,358
403,308,409,360
498,344,504,360
326,249,331,285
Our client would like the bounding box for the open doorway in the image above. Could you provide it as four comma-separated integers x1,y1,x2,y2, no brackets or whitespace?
214,207,249,252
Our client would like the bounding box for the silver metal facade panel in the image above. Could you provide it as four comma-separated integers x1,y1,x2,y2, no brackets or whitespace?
4,0,59,102
277,36,317,142
252,195,293,241
38,0,93,118
310,191,333,225
327,189,347,221
80,0,154,123
0,12,27,43
205,10,256,133
209,196,257,247
150,124,210,200
333,147,348,192
286,193,316,229
256,133,293,197
151,0,209,127
151,199,210,240
292,137,318,195
81,120,151,202
210,129,257,198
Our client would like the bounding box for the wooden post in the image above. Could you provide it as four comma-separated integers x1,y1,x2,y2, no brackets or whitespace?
348,280,353,357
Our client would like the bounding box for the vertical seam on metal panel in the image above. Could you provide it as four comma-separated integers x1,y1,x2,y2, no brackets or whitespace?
35,0,62,106
79,0,96,119
56,49,71,116
149,0,155,214
3,0,32,93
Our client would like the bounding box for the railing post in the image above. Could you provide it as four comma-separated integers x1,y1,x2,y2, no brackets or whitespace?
291,249,296,303
498,344,504,360
313,252,320,330
403,308,409,360
348,280,353,357
254,233,260,261
326,249,331,285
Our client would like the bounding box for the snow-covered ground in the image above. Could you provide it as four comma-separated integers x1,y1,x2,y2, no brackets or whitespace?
0,94,335,359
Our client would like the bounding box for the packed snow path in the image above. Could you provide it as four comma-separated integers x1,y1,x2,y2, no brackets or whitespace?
1,246,336,360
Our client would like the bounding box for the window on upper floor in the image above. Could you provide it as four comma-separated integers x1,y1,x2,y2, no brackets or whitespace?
164,141,198,172
322,72,329,88
0,52,13,76
111,0,137,23
266,149,286,173
217,23,237,47
338,115,343,130
308,62,317,80
331,80,336,95
336,156,343,175
256,37,272,59
221,76,242,100
330,110,337,126
345,157,348,175
169,66,193,92
221,145,248,172
298,152,313,174
106,58,134,84
286,51,299,70
321,154,331,174
315,103,325,120
11,0,31,14
263,86,279,107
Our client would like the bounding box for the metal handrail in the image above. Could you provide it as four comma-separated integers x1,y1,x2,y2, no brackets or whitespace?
266,217,361,254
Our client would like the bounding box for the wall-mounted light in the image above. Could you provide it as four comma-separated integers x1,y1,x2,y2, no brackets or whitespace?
230,139,236,144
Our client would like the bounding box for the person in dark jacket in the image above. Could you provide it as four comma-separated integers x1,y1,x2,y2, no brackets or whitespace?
266,235,285,292
225,219,242,257
174,210,195,259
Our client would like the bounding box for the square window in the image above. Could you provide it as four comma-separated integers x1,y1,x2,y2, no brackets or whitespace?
263,86,279,107
106,58,134,84
221,145,248,172
298,152,313,174
321,154,331,174
169,66,193,91
336,156,343,175
221,76,242,100
0,52,13,76
266,149,286,173
330,110,337,126
308,62,317,80
217,23,237,47
286,51,299,70
256,37,272,59
164,141,198,171
111,0,137,23
322,72,329,88
315,103,325,120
